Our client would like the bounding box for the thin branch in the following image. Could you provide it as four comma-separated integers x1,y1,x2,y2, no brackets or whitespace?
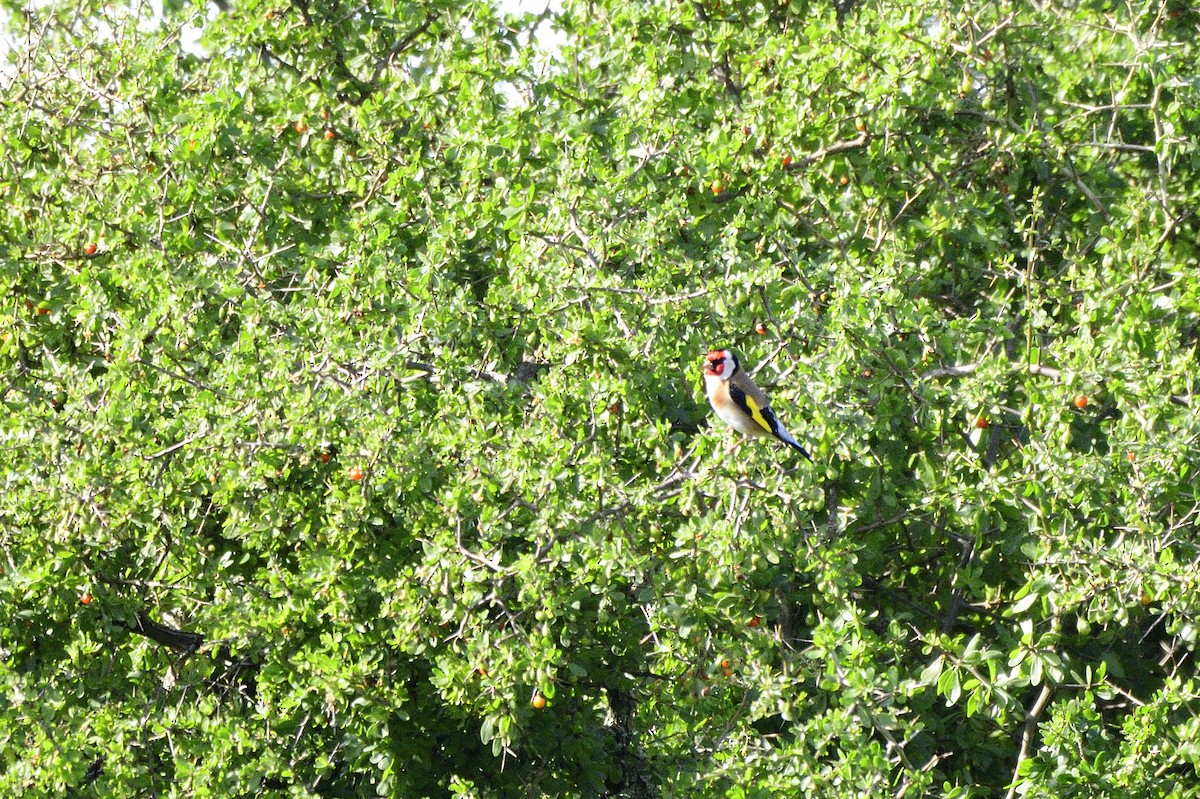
784,132,871,172
367,13,438,89
1003,683,1053,799
919,362,1063,381
921,363,979,379
136,356,230,398
143,434,201,461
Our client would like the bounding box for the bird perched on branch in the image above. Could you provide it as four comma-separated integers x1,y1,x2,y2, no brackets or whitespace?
702,348,812,460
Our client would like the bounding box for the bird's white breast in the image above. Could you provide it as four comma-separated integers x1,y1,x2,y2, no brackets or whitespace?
705,374,767,437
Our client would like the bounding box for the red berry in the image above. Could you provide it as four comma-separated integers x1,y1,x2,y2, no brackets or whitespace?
974,417,990,429
749,616,761,628
781,154,793,167
84,242,98,256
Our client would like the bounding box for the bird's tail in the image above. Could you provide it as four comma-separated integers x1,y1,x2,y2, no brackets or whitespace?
776,428,813,462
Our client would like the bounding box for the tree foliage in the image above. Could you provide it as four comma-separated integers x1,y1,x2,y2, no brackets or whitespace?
2,0,1199,796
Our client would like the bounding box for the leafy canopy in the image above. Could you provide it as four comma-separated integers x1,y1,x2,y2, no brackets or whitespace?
2,0,1199,797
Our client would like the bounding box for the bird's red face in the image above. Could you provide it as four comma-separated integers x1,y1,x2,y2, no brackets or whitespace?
704,349,731,377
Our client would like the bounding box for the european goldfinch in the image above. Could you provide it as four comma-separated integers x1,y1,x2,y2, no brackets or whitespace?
703,348,812,460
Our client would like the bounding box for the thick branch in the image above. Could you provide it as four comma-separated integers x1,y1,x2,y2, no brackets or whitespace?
132,611,204,653
606,685,657,798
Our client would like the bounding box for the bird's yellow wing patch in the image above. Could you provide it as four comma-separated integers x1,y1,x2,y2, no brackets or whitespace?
731,385,775,434
743,397,774,433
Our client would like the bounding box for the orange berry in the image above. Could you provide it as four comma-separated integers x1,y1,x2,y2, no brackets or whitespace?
754,321,768,335
1126,451,1136,462
80,593,93,606
295,121,308,134
84,242,98,256
974,417,990,429
324,129,336,141
839,174,849,185
531,694,546,709
749,616,761,628
1074,394,1088,409
781,154,793,167
348,466,364,481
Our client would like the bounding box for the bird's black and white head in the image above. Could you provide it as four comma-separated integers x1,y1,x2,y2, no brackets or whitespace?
703,349,739,381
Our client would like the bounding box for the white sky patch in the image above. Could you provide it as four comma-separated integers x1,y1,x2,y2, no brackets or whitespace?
494,0,567,106
498,0,567,54
0,26,10,83
0,5,23,83
175,1,210,57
